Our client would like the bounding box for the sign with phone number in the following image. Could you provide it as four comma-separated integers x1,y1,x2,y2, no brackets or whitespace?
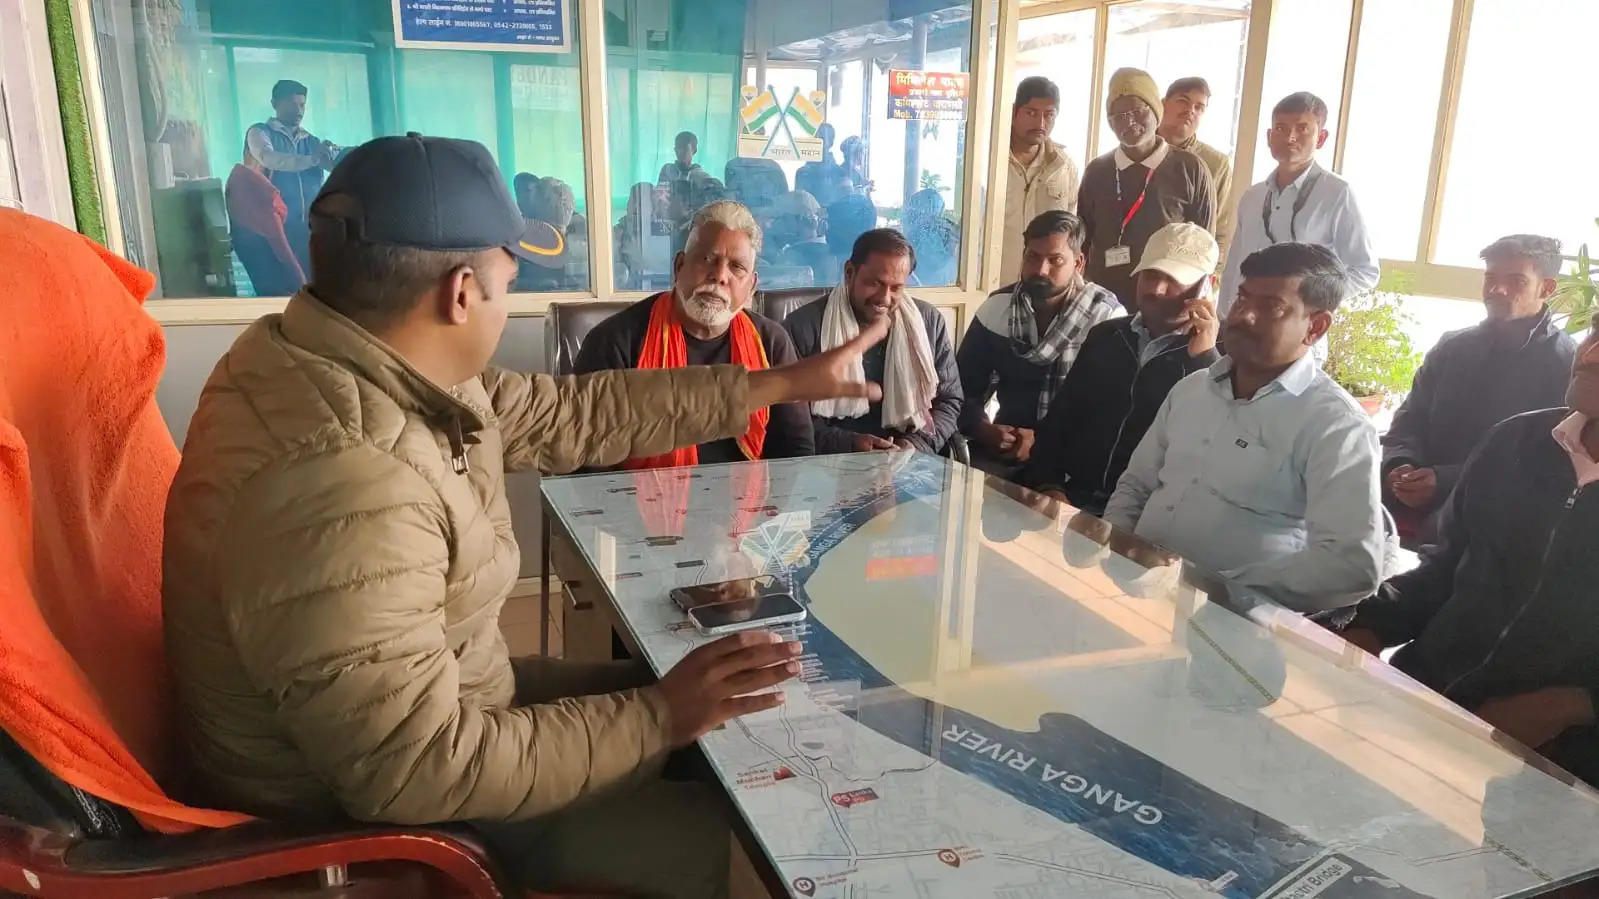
887,70,969,121
392,0,571,53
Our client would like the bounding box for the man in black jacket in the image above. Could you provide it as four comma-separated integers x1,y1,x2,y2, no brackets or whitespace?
1018,222,1220,514
1382,234,1575,543
1343,322,1599,786
784,228,963,454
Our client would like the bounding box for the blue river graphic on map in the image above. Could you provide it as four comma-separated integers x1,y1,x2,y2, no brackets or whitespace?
775,462,1429,899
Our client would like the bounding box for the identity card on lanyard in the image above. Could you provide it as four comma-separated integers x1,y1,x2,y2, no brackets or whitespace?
1107,163,1158,268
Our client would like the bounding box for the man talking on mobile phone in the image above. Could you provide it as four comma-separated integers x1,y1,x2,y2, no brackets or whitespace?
162,134,889,898
1019,223,1221,516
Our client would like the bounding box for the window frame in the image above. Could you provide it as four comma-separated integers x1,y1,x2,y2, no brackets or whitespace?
1015,0,1525,304
69,0,992,328
70,0,1523,325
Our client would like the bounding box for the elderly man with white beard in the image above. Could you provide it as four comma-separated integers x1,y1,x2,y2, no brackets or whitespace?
575,200,816,463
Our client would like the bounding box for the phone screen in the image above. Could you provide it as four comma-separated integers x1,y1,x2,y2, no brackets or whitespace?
672,576,784,610
689,593,805,632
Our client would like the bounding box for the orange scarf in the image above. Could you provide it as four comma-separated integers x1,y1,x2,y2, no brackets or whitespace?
623,291,770,469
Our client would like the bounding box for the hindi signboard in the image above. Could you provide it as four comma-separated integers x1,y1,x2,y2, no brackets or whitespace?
393,0,571,53
888,70,968,121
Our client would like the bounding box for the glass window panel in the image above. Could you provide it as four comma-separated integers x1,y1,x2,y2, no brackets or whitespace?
607,0,973,291
1250,0,1351,183
1338,0,1451,262
1015,8,1097,175
87,0,591,298
1098,0,1251,162
1435,0,1599,267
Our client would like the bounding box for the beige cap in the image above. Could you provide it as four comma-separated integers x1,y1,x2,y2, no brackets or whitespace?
1107,67,1163,125
1133,222,1219,287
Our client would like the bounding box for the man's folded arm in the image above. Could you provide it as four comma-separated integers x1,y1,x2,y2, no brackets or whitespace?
219,448,671,824
484,366,751,475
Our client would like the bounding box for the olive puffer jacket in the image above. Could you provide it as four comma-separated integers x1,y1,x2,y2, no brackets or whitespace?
163,292,750,824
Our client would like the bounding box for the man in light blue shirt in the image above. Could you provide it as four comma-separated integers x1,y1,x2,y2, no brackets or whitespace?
1218,92,1378,315
1104,242,1383,613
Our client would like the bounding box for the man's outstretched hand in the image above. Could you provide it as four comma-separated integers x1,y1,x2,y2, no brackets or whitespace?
748,315,890,411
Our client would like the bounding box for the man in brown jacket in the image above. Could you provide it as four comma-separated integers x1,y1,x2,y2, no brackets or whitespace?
162,134,886,897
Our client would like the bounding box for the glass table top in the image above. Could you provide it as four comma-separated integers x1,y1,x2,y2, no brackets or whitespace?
541,452,1599,899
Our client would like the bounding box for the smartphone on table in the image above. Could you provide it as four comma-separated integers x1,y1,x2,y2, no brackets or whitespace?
688,592,807,636
671,576,807,635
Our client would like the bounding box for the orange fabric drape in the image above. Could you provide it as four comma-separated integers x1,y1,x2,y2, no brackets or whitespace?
0,208,250,832
622,293,772,538
622,292,770,470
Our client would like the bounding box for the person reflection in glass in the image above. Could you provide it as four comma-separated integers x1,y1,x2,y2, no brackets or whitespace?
797,124,849,207
513,172,542,220
244,79,338,273
902,189,957,287
225,143,305,297
824,194,878,287
840,136,874,196
657,131,704,188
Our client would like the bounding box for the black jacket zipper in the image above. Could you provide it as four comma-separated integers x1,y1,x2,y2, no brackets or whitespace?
1099,330,1192,493
1442,482,1584,699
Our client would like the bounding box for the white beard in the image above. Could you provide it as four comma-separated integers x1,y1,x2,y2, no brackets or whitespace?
678,288,737,331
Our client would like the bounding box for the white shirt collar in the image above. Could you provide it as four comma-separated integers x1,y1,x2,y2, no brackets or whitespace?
1552,411,1599,486
1269,160,1321,196
267,118,309,140
1208,351,1319,399
1114,140,1170,172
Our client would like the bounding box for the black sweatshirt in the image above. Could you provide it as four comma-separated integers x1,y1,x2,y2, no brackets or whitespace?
1350,408,1599,786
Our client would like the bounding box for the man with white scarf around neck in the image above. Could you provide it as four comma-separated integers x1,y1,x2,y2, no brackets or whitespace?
783,228,963,455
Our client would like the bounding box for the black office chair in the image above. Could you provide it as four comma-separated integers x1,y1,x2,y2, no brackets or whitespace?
755,286,828,325
544,300,633,377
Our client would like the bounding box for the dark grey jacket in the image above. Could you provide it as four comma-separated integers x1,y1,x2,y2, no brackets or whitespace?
1382,309,1575,507
783,297,963,455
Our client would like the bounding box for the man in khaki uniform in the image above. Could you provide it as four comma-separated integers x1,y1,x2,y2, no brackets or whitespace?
1001,76,1080,283
162,134,887,898
1158,76,1235,266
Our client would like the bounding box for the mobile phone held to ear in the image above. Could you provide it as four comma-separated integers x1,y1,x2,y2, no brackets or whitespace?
687,592,807,636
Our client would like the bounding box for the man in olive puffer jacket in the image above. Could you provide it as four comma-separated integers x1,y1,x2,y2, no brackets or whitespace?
162,134,886,897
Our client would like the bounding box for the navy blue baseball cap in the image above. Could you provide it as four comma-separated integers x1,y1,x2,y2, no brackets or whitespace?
309,132,564,264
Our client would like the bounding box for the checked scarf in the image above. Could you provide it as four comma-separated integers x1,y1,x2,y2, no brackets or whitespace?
1007,279,1120,420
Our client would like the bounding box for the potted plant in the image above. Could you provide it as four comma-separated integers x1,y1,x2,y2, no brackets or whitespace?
1550,218,1598,334
1323,275,1423,416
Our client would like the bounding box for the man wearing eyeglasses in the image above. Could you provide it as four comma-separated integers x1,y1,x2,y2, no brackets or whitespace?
1077,67,1216,309
1218,92,1378,315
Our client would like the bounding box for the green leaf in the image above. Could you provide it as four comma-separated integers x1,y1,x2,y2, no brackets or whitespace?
1323,289,1423,399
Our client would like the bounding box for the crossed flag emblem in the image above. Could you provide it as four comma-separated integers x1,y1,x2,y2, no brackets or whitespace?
739,85,827,159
